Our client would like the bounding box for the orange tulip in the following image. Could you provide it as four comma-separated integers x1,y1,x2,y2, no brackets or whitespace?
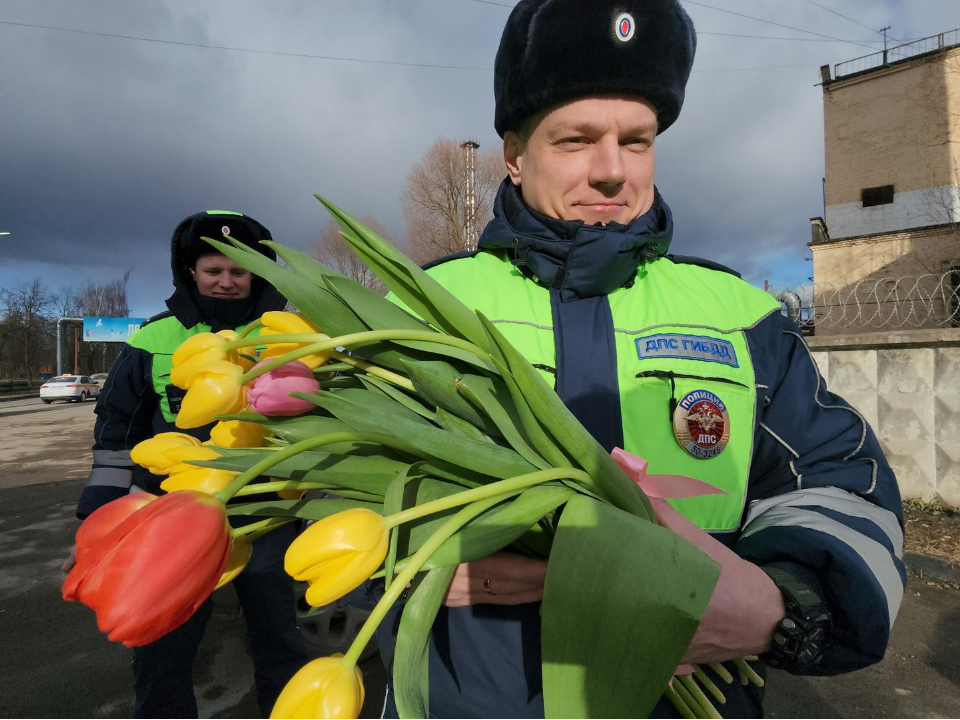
75,493,157,565
63,490,231,648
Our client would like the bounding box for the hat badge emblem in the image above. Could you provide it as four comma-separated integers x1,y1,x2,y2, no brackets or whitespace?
614,12,635,42
221,225,231,236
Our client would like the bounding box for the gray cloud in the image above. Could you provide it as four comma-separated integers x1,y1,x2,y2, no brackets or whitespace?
1,0,955,314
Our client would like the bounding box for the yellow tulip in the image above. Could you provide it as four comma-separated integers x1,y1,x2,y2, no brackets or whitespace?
285,509,388,607
159,446,231,494
171,333,231,389
130,433,203,475
160,466,236,494
175,360,247,430
215,536,252,590
271,477,307,500
259,311,331,370
218,330,256,373
163,445,222,464
270,655,364,720
209,419,271,448
270,478,307,500
277,487,307,500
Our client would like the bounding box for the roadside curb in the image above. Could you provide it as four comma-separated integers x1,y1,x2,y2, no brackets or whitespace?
0,393,39,403
904,551,960,586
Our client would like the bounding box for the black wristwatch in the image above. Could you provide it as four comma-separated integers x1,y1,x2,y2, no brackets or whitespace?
761,567,832,673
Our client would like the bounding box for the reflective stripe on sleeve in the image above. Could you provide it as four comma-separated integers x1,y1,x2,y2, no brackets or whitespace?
92,449,134,467
86,467,134,489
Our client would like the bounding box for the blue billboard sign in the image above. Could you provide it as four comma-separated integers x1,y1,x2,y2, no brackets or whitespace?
82,316,147,343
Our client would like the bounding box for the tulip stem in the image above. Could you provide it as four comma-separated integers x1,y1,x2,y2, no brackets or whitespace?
236,318,263,339
214,431,435,503
691,665,726,705
677,674,721,719
329,350,415,391
221,330,492,384
664,683,698,720
312,362,355,375
732,658,764,687
231,516,295,540
342,492,513,668
383,467,594,529
223,332,326,351
232,480,381,502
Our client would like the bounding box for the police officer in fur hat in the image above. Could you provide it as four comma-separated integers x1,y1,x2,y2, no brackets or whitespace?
375,0,904,717
72,211,308,718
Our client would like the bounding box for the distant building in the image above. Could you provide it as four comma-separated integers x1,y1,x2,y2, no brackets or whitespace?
810,29,960,333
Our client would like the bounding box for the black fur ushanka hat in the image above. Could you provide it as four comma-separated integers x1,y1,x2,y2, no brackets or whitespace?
493,0,697,137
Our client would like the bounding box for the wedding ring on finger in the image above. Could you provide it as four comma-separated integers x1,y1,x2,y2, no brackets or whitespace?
483,577,497,595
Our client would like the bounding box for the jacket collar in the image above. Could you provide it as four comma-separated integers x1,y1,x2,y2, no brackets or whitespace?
478,180,673,301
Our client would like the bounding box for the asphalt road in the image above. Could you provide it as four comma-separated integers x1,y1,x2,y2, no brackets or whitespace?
0,400,386,719
0,399,100,491
1,399,958,718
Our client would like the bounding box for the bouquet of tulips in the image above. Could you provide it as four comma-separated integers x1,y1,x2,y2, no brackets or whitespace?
64,197,764,719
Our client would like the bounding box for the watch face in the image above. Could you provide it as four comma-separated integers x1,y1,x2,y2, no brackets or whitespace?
762,568,832,673
769,606,831,672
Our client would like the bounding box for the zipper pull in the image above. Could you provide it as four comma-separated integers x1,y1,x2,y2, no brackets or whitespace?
666,371,678,423
636,370,680,422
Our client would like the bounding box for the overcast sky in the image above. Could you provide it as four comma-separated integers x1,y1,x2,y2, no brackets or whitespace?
1,0,957,318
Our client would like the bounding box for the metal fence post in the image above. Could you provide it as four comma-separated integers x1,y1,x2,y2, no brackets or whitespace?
56,317,83,376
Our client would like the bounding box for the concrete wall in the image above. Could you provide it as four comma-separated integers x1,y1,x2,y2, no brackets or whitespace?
808,328,960,507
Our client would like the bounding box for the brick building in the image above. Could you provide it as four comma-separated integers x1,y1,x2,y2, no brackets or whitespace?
810,30,960,333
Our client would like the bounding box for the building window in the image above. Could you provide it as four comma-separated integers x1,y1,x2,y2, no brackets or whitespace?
861,184,895,207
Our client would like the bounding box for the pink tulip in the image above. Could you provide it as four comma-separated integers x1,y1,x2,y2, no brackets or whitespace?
247,360,320,416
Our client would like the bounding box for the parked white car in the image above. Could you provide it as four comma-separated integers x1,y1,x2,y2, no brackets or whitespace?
39,375,101,404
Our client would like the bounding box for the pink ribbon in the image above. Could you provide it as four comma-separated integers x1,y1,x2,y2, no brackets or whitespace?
610,447,726,676
611,447,727,500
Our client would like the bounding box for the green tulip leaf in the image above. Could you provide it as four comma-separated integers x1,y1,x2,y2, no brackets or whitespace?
357,374,437,422
402,360,500,436
225,497,379,520
541,495,719,718
393,565,456,720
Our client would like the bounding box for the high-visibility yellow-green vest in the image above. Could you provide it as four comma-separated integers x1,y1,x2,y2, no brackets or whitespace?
127,315,257,425
423,251,782,532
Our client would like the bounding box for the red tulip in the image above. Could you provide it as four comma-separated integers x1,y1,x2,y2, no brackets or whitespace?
75,493,157,565
63,490,232,648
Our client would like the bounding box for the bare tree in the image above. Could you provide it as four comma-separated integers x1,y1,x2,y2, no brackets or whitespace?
51,288,81,319
0,273,133,379
918,174,960,272
76,272,131,318
309,217,391,295
0,278,55,380
403,139,505,264
74,272,132,373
